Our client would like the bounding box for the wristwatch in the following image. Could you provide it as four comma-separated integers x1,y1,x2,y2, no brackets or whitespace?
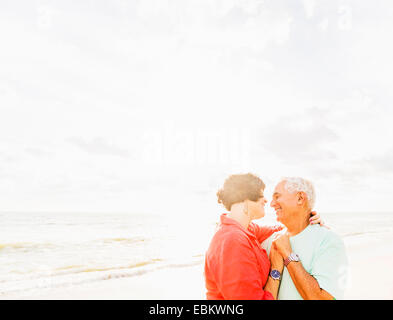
269,269,282,280
284,253,300,267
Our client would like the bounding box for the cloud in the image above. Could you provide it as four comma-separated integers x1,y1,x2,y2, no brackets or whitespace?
251,88,392,189
25,147,51,157
0,151,20,163
257,111,339,163
302,0,316,18
67,137,130,158
367,148,393,173
1,1,393,212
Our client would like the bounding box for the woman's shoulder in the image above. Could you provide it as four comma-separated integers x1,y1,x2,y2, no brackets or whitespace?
211,224,251,247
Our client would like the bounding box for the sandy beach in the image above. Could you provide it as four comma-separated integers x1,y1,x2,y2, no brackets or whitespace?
2,233,393,300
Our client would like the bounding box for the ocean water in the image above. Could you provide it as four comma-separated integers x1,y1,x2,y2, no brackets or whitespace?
0,211,216,296
0,211,392,297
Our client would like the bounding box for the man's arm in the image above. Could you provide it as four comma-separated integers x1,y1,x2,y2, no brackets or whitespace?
285,261,334,300
273,233,337,300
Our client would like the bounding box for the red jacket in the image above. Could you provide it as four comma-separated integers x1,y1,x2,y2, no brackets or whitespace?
204,214,282,300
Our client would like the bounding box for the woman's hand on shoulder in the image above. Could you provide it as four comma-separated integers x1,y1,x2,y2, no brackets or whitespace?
310,211,330,229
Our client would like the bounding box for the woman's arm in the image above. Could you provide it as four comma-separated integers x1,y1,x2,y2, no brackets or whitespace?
252,223,284,243
264,244,284,300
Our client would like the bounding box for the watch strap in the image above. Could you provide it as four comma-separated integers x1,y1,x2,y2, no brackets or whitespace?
284,255,291,266
284,253,299,267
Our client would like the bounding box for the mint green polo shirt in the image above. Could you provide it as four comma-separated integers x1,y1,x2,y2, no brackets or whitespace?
261,224,349,300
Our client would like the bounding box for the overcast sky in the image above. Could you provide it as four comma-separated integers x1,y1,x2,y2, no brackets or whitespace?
1,0,392,215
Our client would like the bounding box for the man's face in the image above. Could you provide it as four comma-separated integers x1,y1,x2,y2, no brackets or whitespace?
270,181,298,225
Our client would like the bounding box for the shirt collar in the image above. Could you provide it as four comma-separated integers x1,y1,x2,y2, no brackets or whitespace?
220,213,257,239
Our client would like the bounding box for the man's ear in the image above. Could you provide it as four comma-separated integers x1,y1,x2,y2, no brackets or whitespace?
297,192,306,205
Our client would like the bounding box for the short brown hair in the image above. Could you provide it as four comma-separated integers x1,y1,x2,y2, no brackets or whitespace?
217,173,265,211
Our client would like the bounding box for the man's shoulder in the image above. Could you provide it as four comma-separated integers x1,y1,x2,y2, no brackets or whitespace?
308,224,345,249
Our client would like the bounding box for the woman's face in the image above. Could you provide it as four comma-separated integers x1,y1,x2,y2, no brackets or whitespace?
249,189,267,220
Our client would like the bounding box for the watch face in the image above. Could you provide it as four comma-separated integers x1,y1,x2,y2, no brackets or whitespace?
270,269,281,279
290,253,300,262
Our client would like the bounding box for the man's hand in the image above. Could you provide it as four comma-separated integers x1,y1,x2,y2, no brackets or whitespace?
272,233,292,259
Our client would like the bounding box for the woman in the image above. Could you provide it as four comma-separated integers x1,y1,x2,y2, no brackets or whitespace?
204,173,322,300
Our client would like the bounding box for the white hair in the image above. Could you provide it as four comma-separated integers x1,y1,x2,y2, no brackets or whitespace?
280,177,316,209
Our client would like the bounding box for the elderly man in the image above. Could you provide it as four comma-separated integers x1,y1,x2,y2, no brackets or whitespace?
261,177,348,300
